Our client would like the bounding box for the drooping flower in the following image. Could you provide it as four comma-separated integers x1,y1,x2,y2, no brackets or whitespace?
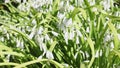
69,30,75,40
64,30,69,44
4,0,10,3
52,31,58,36
29,26,36,39
76,37,79,44
102,0,111,11
16,39,24,50
46,50,54,59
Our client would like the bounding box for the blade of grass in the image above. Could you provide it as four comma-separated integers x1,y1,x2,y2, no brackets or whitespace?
0,42,23,57
84,0,95,37
87,37,95,68
0,62,19,66
102,13,120,21
71,8,87,20
113,49,120,58
52,0,60,15
0,52,24,57
0,42,12,51
84,0,94,20
14,59,64,68
49,41,57,52
108,20,119,50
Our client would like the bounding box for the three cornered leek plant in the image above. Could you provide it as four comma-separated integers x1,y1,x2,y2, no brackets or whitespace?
0,0,120,68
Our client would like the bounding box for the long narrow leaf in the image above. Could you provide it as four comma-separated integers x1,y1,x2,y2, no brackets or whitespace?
87,38,95,68
108,20,119,50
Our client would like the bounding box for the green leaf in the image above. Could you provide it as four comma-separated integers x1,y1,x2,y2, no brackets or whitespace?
108,20,119,50
0,42,24,57
71,8,80,20
0,62,19,66
87,38,95,68
84,0,94,20
71,8,87,20
49,41,57,52
14,59,64,68
0,42,12,51
103,13,120,21
52,0,60,15
0,52,24,57
113,49,120,58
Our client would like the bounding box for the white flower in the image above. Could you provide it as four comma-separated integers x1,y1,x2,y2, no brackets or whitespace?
118,34,120,40
29,0,52,8
63,18,68,24
31,19,36,25
38,26,43,35
86,27,90,33
6,33,10,40
69,31,74,40
102,0,111,11
94,22,97,26
65,1,70,11
29,26,36,39
59,1,64,10
76,30,82,37
84,37,87,40
66,1,69,7
104,34,111,42
57,12,65,20
74,52,78,59
46,50,54,59
29,31,35,39
38,51,46,59
110,42,114,50
100,50,102,56
22,0,27,3
18,3,30,11
6,54,10,62
68,5,74,11
84,60,90,63
62,63,69,68
49,6,52,11
95,50,99,58
64,18,72,27
5,0,10,3
38,55,43,59
35,35,47,51
76,37,79,44
58,22,65,30
92,7,97,12
16,39,24,50
115,11,120,16
16,0,22,3
85,51,89,58
45,34,50,41
31,2,41,8
52,31,58,36
0,37,4,41
16,39,20,47
50,39,53,43
80,50,85,59
78,0,84,7
89,0,95,6
64,31,68,44
41,43,47,52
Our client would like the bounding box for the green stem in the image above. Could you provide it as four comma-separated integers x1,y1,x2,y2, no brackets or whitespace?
14,59,64,68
